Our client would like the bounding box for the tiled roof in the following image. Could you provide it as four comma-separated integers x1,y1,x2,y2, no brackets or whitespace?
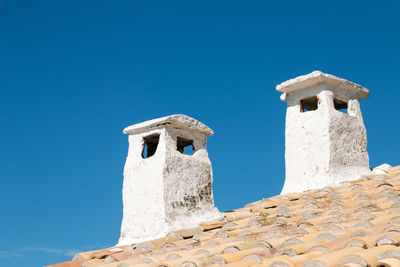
47,165,400,267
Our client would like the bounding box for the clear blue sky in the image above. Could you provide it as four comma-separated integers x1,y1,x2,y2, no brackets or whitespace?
0,1,399,266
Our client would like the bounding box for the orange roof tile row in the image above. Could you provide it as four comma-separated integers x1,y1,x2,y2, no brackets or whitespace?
47,166,400,267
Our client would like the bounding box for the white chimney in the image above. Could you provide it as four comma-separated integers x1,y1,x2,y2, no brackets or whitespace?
277,71,371,194
118,114,221,245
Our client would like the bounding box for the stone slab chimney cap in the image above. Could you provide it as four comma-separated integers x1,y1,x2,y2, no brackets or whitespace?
123,114,214,136
276,70,370,99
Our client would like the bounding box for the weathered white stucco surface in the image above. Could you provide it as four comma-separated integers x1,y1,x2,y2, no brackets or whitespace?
372,163,392,174
118,115,221,245
277,71,371,194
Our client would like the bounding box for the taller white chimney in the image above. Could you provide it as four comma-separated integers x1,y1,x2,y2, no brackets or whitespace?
277,71,371,194
118,114,221,245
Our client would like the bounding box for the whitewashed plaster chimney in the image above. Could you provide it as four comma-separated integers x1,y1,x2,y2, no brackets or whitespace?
277,71,371,194
118,114,221,245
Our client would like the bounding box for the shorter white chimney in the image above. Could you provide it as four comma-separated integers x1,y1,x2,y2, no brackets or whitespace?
277,71,371,194
118,114,221,245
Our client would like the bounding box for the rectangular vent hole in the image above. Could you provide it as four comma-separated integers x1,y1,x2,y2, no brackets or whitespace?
142,133,160,159
334,98,348,114
300,96,319,112
177,137,194,155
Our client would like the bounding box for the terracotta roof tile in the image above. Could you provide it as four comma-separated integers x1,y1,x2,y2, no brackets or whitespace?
374,257,400,267
389,165,400,173
45,260,86,267
46,167,400,267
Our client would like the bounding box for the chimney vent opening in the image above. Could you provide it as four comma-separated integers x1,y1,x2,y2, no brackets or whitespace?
300,96,319,112
177,137,194,155
334,98,348,114
142,133,160,159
